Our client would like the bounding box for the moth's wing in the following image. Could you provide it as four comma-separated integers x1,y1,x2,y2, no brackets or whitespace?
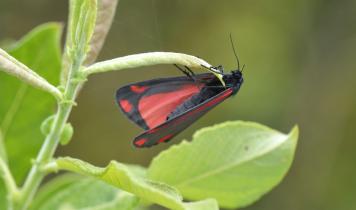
133,88,234,148
116,73,215,130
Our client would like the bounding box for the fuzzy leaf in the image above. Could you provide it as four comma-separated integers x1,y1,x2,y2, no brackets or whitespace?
148,121,298,209
68,0,97,52
61,0,97,84
31,174,139,210
84,0,118,65
0,182,5,209
0,23,62,184
55,157,218,210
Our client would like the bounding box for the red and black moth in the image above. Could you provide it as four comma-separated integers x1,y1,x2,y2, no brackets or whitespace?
116,35,244,148
116,63,244,148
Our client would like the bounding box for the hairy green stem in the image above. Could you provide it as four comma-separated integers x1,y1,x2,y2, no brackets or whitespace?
0,158,19,210
0,48,63,101
0,130,7,162
12,105,70,210
82,52,226,85
0,159,18,194
82,52,213,76
11,54,84,210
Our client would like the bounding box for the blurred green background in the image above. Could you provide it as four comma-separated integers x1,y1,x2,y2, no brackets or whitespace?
1,0,356,209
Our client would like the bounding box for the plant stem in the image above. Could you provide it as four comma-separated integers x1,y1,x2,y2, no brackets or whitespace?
0,130,8,162
0,158,19,210
81,52,226,85
12,105,69,210
0,48,63,100
0,159,18,193
11,55,84,210
82,52,212,76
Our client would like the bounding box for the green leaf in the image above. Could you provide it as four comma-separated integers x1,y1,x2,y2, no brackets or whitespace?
0,23,62,183
69,0,97,50
84,0,118,65
0,181,6,210
56,157,219,210
61,0,97,84
60,122,74,146
0,130,6,209
148,121,299,209
31,173,139,210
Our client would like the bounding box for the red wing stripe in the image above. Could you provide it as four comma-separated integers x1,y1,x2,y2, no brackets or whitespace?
135,138,147,146
138,84,201,128
131,85,148,93
158,134,174,143
119,99,133,113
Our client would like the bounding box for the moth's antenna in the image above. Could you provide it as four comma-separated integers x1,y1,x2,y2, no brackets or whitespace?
241,64,246,72
229,34,240,70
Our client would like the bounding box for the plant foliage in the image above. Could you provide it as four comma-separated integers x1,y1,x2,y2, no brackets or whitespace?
0,0,299,209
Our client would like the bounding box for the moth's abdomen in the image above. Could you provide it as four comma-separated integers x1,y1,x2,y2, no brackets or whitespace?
167,93,203,120
167,86,222,120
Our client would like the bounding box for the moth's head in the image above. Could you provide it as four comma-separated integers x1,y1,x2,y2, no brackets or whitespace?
232,69,243,79
221,69,243,94
231,69,244,85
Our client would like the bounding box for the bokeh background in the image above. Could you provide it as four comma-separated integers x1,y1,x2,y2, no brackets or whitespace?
1,0,356,209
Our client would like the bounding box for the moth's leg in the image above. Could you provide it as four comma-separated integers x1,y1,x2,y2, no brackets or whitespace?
174,64,196,82
214,65,224,74
184,66,196,77
174,64,191,77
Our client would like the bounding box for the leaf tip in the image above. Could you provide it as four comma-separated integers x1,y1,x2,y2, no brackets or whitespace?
289,125,299,142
